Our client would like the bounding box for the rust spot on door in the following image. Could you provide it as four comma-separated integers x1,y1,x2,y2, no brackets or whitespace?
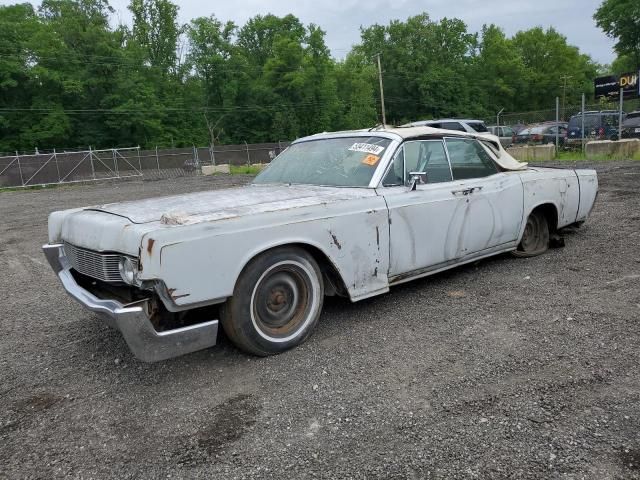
147,238,155,255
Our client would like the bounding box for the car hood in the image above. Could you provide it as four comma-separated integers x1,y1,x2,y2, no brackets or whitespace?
87,184,376,225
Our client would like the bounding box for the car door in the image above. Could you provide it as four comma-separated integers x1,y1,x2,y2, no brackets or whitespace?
380,139,469,277
443,137,524,256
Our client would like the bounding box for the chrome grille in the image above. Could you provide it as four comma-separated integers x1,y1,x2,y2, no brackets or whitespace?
63,242,124,283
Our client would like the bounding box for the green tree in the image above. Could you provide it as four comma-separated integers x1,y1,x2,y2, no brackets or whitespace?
595,0,640,70
512,27,597,110
129,0,183,74
473,25,527,114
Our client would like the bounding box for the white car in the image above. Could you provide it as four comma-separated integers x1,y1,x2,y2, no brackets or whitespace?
43,126,598,361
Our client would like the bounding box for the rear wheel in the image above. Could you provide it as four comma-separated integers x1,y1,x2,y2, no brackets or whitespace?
221,247,324,356
512,210,550,257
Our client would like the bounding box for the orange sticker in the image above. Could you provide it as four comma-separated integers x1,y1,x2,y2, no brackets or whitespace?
362,154,380,166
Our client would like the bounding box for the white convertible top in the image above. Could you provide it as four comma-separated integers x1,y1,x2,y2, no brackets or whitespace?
302,125,528,171
378,126,528,171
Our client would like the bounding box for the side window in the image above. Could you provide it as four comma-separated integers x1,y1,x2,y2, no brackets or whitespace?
440,122,465,132
503,127,514,137
382,140,453,186
382,148,405,186
417,140,452,184
445,138,498,180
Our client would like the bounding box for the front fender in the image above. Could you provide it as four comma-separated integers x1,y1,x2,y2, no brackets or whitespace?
138,197,391,310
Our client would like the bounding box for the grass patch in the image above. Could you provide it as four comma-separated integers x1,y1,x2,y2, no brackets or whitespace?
229,165,263,175
0,182,67,193
552,150,640,162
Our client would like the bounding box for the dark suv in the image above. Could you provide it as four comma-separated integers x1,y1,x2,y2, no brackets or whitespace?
566,110,623,146
621,111,640,139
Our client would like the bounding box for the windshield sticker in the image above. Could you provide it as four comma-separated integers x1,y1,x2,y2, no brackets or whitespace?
361,154,380,166
349,143,385,155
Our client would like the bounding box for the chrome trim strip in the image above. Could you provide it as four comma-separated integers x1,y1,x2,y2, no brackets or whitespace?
43,244,218,362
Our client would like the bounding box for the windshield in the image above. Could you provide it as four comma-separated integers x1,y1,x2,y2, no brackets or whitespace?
253,136,392,187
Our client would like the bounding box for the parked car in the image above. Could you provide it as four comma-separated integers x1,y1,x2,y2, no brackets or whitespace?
43,126,598,362
621,111,640,139
403,119,489,133
487,125,516,147
566,110,623,146
514,122,568,146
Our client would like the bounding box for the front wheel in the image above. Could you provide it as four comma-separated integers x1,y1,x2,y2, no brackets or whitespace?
512,210,550,257
221,247,324,356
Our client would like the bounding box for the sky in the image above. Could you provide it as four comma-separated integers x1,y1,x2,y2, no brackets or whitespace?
2,0,618,65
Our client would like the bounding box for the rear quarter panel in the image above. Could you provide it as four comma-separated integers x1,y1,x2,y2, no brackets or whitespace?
519,168,581,230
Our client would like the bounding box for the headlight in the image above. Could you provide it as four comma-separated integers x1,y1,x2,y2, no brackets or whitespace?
118,257,138,285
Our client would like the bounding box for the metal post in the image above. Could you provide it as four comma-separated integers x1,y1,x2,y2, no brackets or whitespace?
89,145,96,179
376,53,387,126
54,148,61,182
16,151,24,186
155,146,160,171
619,87,624,141
496,108,504,127
581,93,586,153
244,141,250,166
112,148,119,177
555,97,560,152
137,146,142,172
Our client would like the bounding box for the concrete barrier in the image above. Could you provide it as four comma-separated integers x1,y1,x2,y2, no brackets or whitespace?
585,139,640,160
201,164,230,175
506,144,556,162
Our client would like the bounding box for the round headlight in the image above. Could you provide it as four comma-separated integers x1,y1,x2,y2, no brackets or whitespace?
119,257,138,284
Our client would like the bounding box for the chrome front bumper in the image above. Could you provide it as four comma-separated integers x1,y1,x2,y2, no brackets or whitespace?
42,244,219,362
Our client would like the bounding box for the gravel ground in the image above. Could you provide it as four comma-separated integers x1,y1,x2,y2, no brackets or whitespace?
1,163,639,479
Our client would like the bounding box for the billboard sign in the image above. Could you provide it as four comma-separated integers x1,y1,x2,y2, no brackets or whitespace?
595,71,640,100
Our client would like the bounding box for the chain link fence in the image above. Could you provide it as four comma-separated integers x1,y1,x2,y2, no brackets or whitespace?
487,96,640,149
0,142,290,188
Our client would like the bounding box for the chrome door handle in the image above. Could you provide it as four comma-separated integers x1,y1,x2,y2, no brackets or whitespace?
452,186,482,196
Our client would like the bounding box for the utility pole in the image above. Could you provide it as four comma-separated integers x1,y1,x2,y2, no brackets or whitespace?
376,53,387,126
560,75,572,121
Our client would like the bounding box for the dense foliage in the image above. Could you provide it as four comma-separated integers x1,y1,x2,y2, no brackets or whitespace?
0,0,618,151
595,0,640,74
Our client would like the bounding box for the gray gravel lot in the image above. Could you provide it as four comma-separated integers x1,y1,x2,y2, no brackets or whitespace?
1,163,639,479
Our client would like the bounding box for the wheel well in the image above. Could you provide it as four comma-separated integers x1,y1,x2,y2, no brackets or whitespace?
531,203,558,233
248,243,349,298
292,243,349,297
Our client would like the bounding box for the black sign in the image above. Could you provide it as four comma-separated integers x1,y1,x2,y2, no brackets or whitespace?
595,71,640,100
619,72,639,99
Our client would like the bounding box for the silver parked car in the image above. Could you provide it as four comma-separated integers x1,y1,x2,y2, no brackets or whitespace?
43,126,598,362
487,126,515,147
403,119,489,134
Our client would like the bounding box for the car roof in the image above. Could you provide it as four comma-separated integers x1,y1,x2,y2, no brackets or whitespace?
407,118,484,124
295,125,477,142
293,126,528,171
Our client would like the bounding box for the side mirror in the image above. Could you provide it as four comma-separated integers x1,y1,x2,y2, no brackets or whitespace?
407,171,427,191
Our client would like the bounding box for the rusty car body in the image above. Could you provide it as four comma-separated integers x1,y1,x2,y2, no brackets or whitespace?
43,126,598,361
